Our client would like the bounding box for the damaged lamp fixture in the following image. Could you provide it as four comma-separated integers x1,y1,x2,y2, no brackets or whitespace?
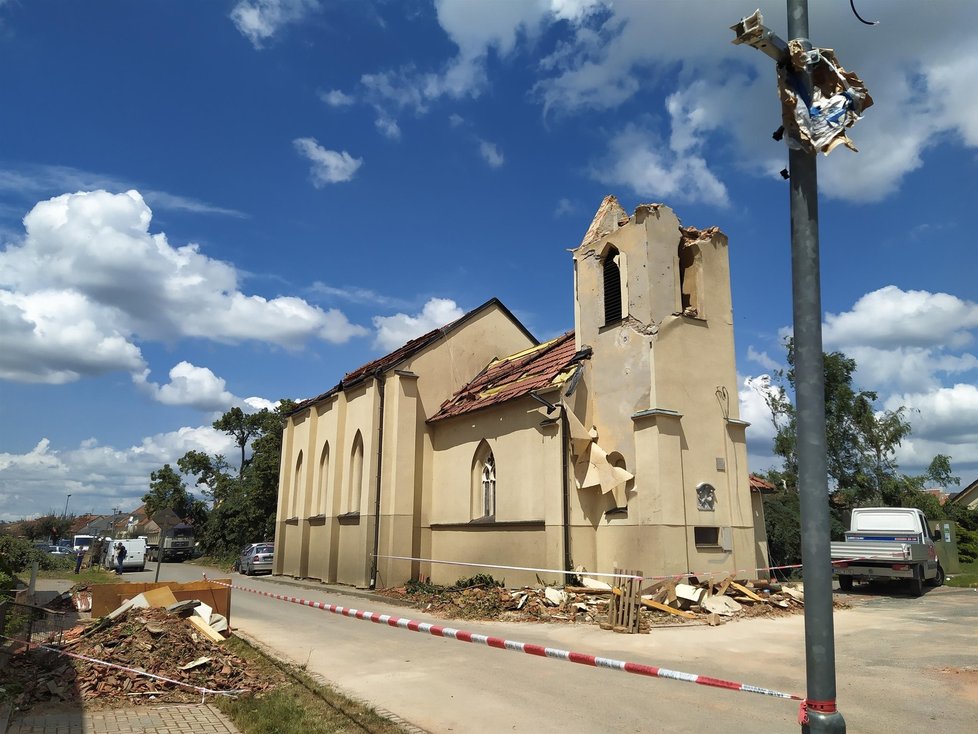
529,392,559,415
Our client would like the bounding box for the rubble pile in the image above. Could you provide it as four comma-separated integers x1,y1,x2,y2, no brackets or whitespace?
4,606,284,710
383,575,847,630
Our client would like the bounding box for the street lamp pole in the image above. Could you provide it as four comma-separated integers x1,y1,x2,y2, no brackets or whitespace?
63,493,72,519
730,1,862,731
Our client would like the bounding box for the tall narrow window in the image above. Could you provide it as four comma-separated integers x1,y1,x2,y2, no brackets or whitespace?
292,451,303,518
602,246,623,324
348,431,364,514
481,453,496,519
678,242,702,316
318,442,330,515
471,441,496,521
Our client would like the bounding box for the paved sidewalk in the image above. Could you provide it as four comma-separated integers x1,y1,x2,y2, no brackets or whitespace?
7,703,240,734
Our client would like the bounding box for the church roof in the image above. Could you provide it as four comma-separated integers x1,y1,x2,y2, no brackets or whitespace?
289,298,536,415
429,331,584,422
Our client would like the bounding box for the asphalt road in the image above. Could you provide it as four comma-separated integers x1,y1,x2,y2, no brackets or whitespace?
134,562,977,733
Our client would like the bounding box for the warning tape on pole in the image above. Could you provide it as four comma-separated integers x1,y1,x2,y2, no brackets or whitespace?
0,633,244,701
372,552,863,585
204,575,803,703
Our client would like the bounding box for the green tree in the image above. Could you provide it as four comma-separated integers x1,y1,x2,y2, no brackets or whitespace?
143,464,196,519
213,407,266,477
195,400,295,554
761,340,961,564
34,514,73,545
178,450,236,504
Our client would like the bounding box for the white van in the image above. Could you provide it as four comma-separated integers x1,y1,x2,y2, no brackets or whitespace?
101,537,147,572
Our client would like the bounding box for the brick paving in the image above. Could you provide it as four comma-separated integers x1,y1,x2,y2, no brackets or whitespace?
6,703,241,734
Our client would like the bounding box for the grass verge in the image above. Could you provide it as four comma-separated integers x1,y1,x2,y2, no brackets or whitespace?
216,635,411,734
946,559,978,588
187,554,237,572
22,566,120,585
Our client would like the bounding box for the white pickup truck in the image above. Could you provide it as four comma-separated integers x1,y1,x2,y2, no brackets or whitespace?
830,507,944,596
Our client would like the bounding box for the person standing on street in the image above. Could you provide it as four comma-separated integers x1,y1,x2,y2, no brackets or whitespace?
74,547,84,574
115,542,127,575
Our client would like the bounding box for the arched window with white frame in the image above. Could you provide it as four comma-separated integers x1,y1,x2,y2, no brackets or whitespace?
471,440,496,520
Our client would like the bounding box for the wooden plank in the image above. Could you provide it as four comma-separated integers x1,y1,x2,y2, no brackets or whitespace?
728,580,765,602
187,614,225,643
716,575,733,597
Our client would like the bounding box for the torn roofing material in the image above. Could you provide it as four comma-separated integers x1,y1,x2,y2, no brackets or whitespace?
429,331,588,422
289,297,537,416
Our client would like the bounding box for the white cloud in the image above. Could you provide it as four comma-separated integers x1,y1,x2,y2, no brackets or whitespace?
293,137,363,185
320,89,355,107
375,115,402,140
136,361,236,411
746,347,780,373
230,0,319,49
592,122,729,206
478,139,505,168
372,297,465,351
739,375,781,444
362,1,978,203
0,189,368,384
824,286,978,351
310,282,410,309
0,427,239,522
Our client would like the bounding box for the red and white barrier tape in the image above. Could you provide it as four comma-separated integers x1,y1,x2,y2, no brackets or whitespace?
0,633,244,701
372,553,862,585
205,575,803,703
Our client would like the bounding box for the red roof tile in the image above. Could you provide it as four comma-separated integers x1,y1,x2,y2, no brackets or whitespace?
429,331,584,422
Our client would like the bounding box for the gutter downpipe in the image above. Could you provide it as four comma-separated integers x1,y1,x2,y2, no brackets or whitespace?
369,372,386,589
560,408,573,574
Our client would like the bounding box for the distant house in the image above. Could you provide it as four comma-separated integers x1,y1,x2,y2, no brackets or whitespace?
275,196,770,588
949,478,978,511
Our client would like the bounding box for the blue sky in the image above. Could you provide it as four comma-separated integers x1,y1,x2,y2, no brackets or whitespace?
2,0,976,521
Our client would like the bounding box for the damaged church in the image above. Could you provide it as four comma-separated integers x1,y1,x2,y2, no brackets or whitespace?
273,196,770,588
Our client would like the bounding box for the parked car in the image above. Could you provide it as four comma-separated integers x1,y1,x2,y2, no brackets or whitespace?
47,545,72,556
238,543,274,575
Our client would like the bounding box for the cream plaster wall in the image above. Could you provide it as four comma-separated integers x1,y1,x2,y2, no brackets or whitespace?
277,302,536,589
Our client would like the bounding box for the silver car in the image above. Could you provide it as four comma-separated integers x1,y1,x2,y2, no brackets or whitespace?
239,543,274,575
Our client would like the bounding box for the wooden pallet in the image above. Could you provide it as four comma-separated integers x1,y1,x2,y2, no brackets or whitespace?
606,568,642,633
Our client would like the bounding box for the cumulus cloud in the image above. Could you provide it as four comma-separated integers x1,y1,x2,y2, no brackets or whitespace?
230,0,320,49
592,122,729,206
478,139,505,168
293,137,363,185
136,361,236,411
0,189,367,384
821,286,978,393
0,427,239,522
824,286,978,351
372,297,465,351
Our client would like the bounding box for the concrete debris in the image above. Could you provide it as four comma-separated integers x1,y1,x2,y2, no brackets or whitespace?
701,594,742,616
579,577,612,591
543,587,568,607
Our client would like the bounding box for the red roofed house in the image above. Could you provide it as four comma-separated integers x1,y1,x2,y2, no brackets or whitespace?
274,196,769,588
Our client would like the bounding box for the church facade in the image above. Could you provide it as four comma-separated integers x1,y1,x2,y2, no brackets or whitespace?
273,196,769,588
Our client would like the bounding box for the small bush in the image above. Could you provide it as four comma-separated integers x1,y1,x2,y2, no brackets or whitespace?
0,535,72,574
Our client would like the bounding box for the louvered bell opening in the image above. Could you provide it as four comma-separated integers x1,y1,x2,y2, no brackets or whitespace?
603,255,622,324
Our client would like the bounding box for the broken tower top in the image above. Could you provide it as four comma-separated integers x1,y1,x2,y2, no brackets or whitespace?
579,195,628,249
